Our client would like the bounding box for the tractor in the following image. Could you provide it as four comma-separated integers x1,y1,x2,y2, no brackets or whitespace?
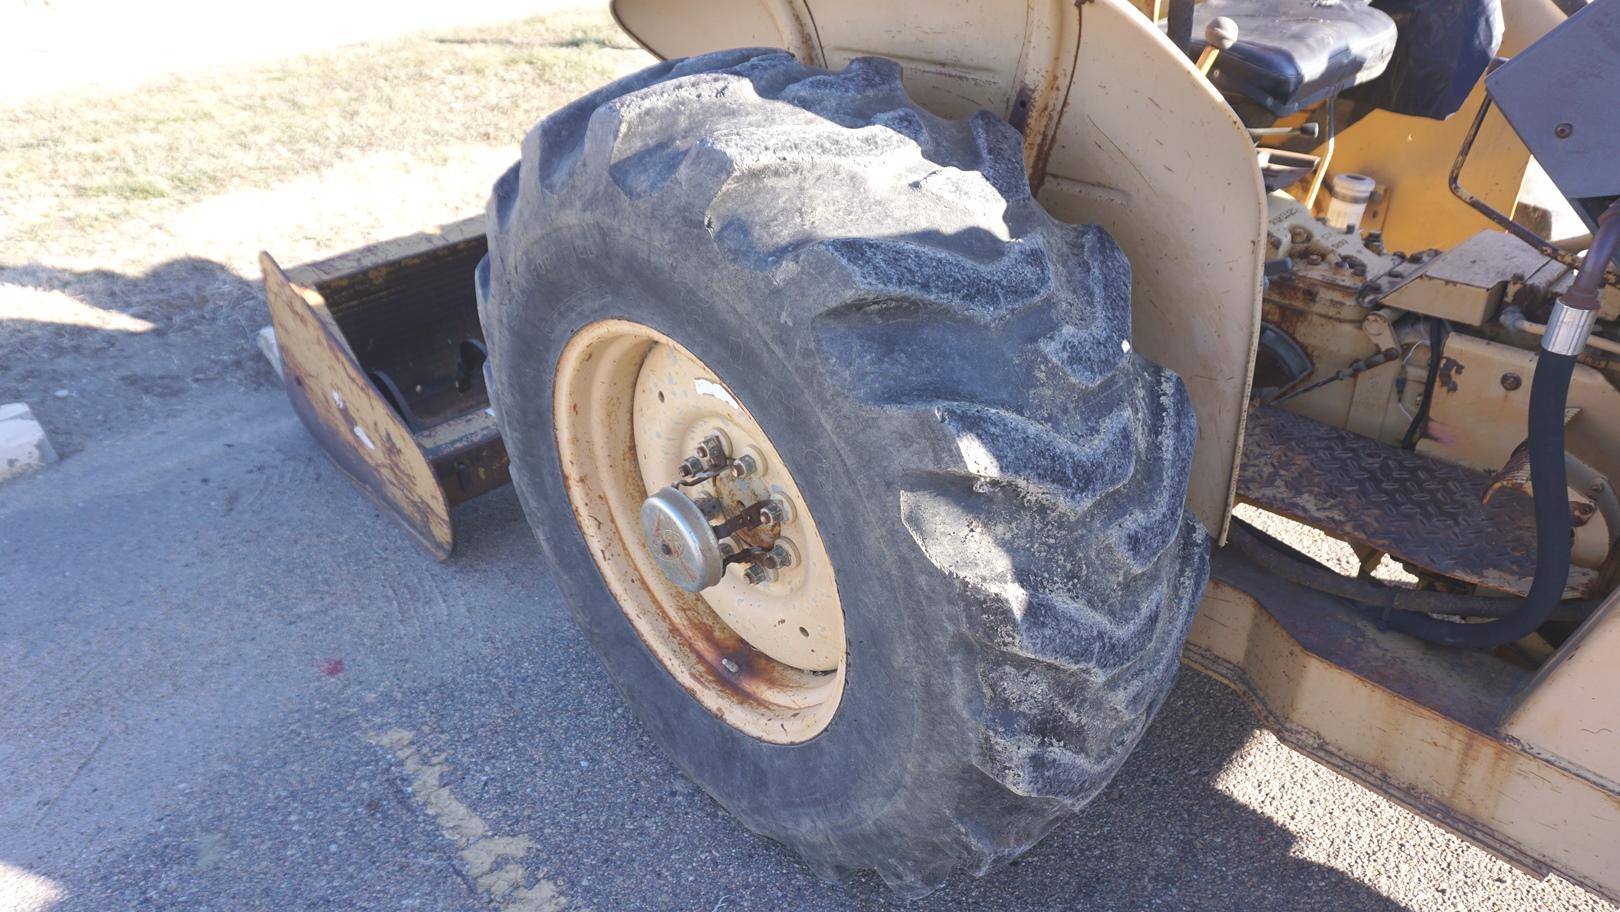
258,0,1620,898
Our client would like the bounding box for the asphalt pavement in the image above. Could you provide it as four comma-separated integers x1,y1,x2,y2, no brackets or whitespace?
1,381,1610,911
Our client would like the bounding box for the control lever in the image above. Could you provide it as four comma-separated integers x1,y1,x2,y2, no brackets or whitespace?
1196,17,1238,76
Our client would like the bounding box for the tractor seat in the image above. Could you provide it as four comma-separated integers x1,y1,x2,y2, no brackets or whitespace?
1190,0,1399,117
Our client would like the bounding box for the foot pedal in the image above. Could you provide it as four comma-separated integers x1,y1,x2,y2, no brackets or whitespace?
1237,406,1595,597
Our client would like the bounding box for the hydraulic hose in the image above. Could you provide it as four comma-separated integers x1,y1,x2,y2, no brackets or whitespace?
1168,0,1195,57
1224,521,1594,624
1375,352,1577,646
1377,201,1620,649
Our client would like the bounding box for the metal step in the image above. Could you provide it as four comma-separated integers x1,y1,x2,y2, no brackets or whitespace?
1237,405,1595,597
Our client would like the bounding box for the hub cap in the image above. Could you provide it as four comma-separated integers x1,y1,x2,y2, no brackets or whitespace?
640,486,725,593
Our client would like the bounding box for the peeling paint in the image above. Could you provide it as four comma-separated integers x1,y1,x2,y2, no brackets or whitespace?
367,728,579,912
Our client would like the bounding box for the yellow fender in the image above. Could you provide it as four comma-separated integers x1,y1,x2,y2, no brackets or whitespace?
612,0,1265,537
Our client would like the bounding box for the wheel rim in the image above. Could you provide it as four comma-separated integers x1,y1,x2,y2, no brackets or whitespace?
553,319,846,743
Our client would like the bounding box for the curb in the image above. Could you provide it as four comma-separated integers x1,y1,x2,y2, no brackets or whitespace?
0,402,59,484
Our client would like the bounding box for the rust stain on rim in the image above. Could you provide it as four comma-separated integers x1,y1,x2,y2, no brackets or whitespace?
553,319,846,743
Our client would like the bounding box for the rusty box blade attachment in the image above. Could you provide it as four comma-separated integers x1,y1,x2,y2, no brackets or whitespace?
1238,405,1596,598
260,217,510,560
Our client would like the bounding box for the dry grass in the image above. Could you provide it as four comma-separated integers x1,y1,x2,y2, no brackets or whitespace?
0,7,651,452
0,8,647,262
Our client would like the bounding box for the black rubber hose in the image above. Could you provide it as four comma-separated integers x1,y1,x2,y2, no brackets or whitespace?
1225,520,1594,624
1168,0,1195,57
1377,350,1579,647
1562,202,1620,311
1400,319,1446,450
1379,202,1620,647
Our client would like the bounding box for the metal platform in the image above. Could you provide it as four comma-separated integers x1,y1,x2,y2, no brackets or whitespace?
1237,405,1595,597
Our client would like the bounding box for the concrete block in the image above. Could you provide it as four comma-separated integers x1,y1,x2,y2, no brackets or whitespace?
258,325,285,381
0,402,59,483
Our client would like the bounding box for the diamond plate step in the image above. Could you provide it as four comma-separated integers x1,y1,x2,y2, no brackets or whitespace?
1237,406,1595,597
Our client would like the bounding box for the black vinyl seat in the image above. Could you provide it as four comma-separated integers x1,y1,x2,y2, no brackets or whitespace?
1190,0,1400,117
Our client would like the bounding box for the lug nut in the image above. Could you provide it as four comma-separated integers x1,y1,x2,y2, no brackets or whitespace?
762,543,795,571
696,433,727,464
759,499,789,525
743,563,773,585
730,454,759,478
679,456,705,477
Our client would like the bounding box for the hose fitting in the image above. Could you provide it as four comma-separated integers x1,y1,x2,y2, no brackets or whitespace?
1541,301,1598,356
1557,202,1620,313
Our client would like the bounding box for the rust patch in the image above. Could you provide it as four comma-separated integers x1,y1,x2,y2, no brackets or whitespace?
1438,356,1465,394
1262,299,1310,337
1018,4,1081,195
262,230,510,560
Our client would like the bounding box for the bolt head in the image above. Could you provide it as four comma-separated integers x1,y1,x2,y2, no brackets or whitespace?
1555,122,1574,140
1500,372,1523,391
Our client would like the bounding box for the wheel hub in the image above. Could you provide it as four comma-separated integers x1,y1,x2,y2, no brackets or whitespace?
640,433,802,594
552,320,846,743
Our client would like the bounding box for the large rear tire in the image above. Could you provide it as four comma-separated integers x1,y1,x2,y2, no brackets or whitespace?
478,49,1209,895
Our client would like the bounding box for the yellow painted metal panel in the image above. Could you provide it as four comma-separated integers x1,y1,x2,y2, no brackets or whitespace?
1040,0,1264,536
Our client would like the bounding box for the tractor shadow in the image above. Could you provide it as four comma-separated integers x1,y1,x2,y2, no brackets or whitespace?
421,449,1417,911
842,669,1409,911
0,258,273,455
450,500,1411,912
